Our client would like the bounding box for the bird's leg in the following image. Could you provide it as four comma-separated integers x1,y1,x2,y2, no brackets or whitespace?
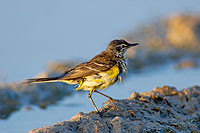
94,90,113,100
94,90,120,111
88,90,100,113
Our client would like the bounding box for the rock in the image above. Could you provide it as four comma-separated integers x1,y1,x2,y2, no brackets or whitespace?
0,85,20,119
125,13,200,71
0,61,77,119
30,86,200,133
167,14,200,50
175,59,199,69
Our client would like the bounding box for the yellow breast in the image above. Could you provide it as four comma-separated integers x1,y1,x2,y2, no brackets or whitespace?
75,65,119,91
99,65,119,82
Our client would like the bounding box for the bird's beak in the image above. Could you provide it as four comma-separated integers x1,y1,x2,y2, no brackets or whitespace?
127,42,139,47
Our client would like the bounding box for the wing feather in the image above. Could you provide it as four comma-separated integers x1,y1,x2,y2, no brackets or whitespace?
61,51,116,80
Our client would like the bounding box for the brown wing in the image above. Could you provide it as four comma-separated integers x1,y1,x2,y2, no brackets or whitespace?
61,51,117,80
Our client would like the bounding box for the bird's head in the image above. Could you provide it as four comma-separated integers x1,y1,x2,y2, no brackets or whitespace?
106,39,139,57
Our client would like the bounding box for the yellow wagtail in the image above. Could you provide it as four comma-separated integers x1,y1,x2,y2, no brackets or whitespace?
24,39,139,113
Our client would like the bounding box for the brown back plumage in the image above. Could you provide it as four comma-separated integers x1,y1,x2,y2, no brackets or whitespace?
60,50,117,80
24,50,117,84
23,39,138,84
23,39,139,113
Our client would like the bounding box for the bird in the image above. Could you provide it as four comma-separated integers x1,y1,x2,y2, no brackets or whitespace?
24,39,139,113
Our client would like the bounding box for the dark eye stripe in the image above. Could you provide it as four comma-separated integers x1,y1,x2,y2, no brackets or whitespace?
116,46,121,51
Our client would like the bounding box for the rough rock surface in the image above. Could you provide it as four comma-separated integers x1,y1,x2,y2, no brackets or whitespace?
30,86,200,133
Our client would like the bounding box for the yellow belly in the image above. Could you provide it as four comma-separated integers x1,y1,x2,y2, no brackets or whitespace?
75,65,119,91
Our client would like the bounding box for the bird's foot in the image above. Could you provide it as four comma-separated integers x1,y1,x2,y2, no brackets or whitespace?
90,110,104,118
101,98,120,108
109,98,120,103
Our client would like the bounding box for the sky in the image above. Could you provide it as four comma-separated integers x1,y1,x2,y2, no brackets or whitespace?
0,0,200,82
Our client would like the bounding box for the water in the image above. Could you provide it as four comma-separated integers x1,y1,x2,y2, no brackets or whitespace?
0,65,199,133
0,0,200,132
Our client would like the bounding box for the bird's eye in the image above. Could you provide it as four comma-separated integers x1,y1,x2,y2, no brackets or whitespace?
121,44,125,48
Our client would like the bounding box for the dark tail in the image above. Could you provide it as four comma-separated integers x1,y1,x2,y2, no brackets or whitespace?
23,77,60,84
